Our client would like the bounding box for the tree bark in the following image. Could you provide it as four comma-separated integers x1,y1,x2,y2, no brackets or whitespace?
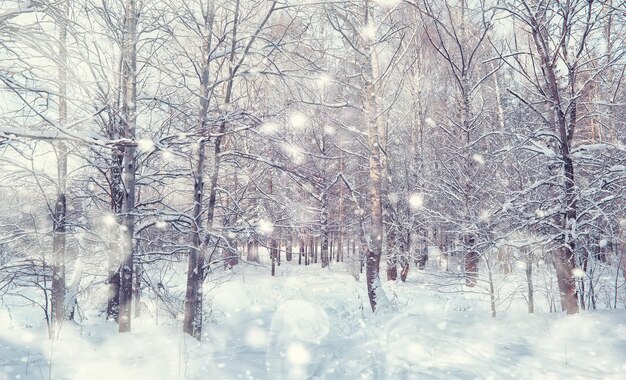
50,0,69,339
364,2,387,311
286,238,292,261
386,228,398,281
247,240,260,263
133,264,141,318
464,236,479,287
271,239,277,276
526,250,534,314
118,0,138,334
529,10,579,314
106,141,124,322
320,193,330,268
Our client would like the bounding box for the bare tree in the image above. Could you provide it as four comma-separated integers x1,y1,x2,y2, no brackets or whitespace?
118,0,138,332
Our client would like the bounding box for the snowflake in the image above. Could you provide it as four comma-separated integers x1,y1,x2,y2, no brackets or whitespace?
409,193,424,210
361,23,377,40
286,342,311,366
103,214,117,227
323,125,336,135
260,122,279,135
137,139,155,152
472,153,485,165
257,219,274,235
289,112,308,129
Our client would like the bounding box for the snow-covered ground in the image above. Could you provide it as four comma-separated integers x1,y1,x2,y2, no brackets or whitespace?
1,260,625,380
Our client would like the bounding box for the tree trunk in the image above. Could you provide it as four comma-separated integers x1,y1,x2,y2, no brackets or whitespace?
271,239,277,276
320,193,330,268
553,247,578,314
526,250,534,314
50,0,69,339
330,238,333,262
338,158,345,264
486,259,496,317
224,240,238,269
51,190,66,338
286,239,292,261
106,264,120,322
364,6,387,311
529,11,579,314
465,250,479,287
118,0,138,334
400,258,409,282
399,235,410,281
304,238,309,265
133,264,141,318
308,238,314,265
337,238,342,263
247,240,260,263
464,236,479,287
386,228,398,281
106,146,124,322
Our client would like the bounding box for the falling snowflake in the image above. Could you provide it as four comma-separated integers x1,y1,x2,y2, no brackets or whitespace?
361,23,376,40
286,342,311,366
257,219,274,235
323,125,336,135
260,122,280,135
244,327,267,348
472,153,485,165
137,139,156,152
479,209,490,221
103,214,117,227
289,112,308,129
409,193,424,210
283,143,304,164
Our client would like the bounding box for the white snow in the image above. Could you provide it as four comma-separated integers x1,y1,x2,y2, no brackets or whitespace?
361,23,377,40
288,112,308,129
137,139,156,152
1,262,625,380
102,214,117,227
260,122,279,135
471,153,485,165
256,219,274,235
409,193,424,210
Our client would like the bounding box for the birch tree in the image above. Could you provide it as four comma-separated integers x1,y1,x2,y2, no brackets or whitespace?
499,0,624,313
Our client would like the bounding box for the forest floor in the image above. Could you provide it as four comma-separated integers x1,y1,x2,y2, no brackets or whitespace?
1,260,625,380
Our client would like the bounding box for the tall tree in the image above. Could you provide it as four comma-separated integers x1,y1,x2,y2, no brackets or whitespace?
50,0,70,338
118,0,138,332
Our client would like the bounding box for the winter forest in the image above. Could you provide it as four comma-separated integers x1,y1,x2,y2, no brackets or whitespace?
0,0,625,378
